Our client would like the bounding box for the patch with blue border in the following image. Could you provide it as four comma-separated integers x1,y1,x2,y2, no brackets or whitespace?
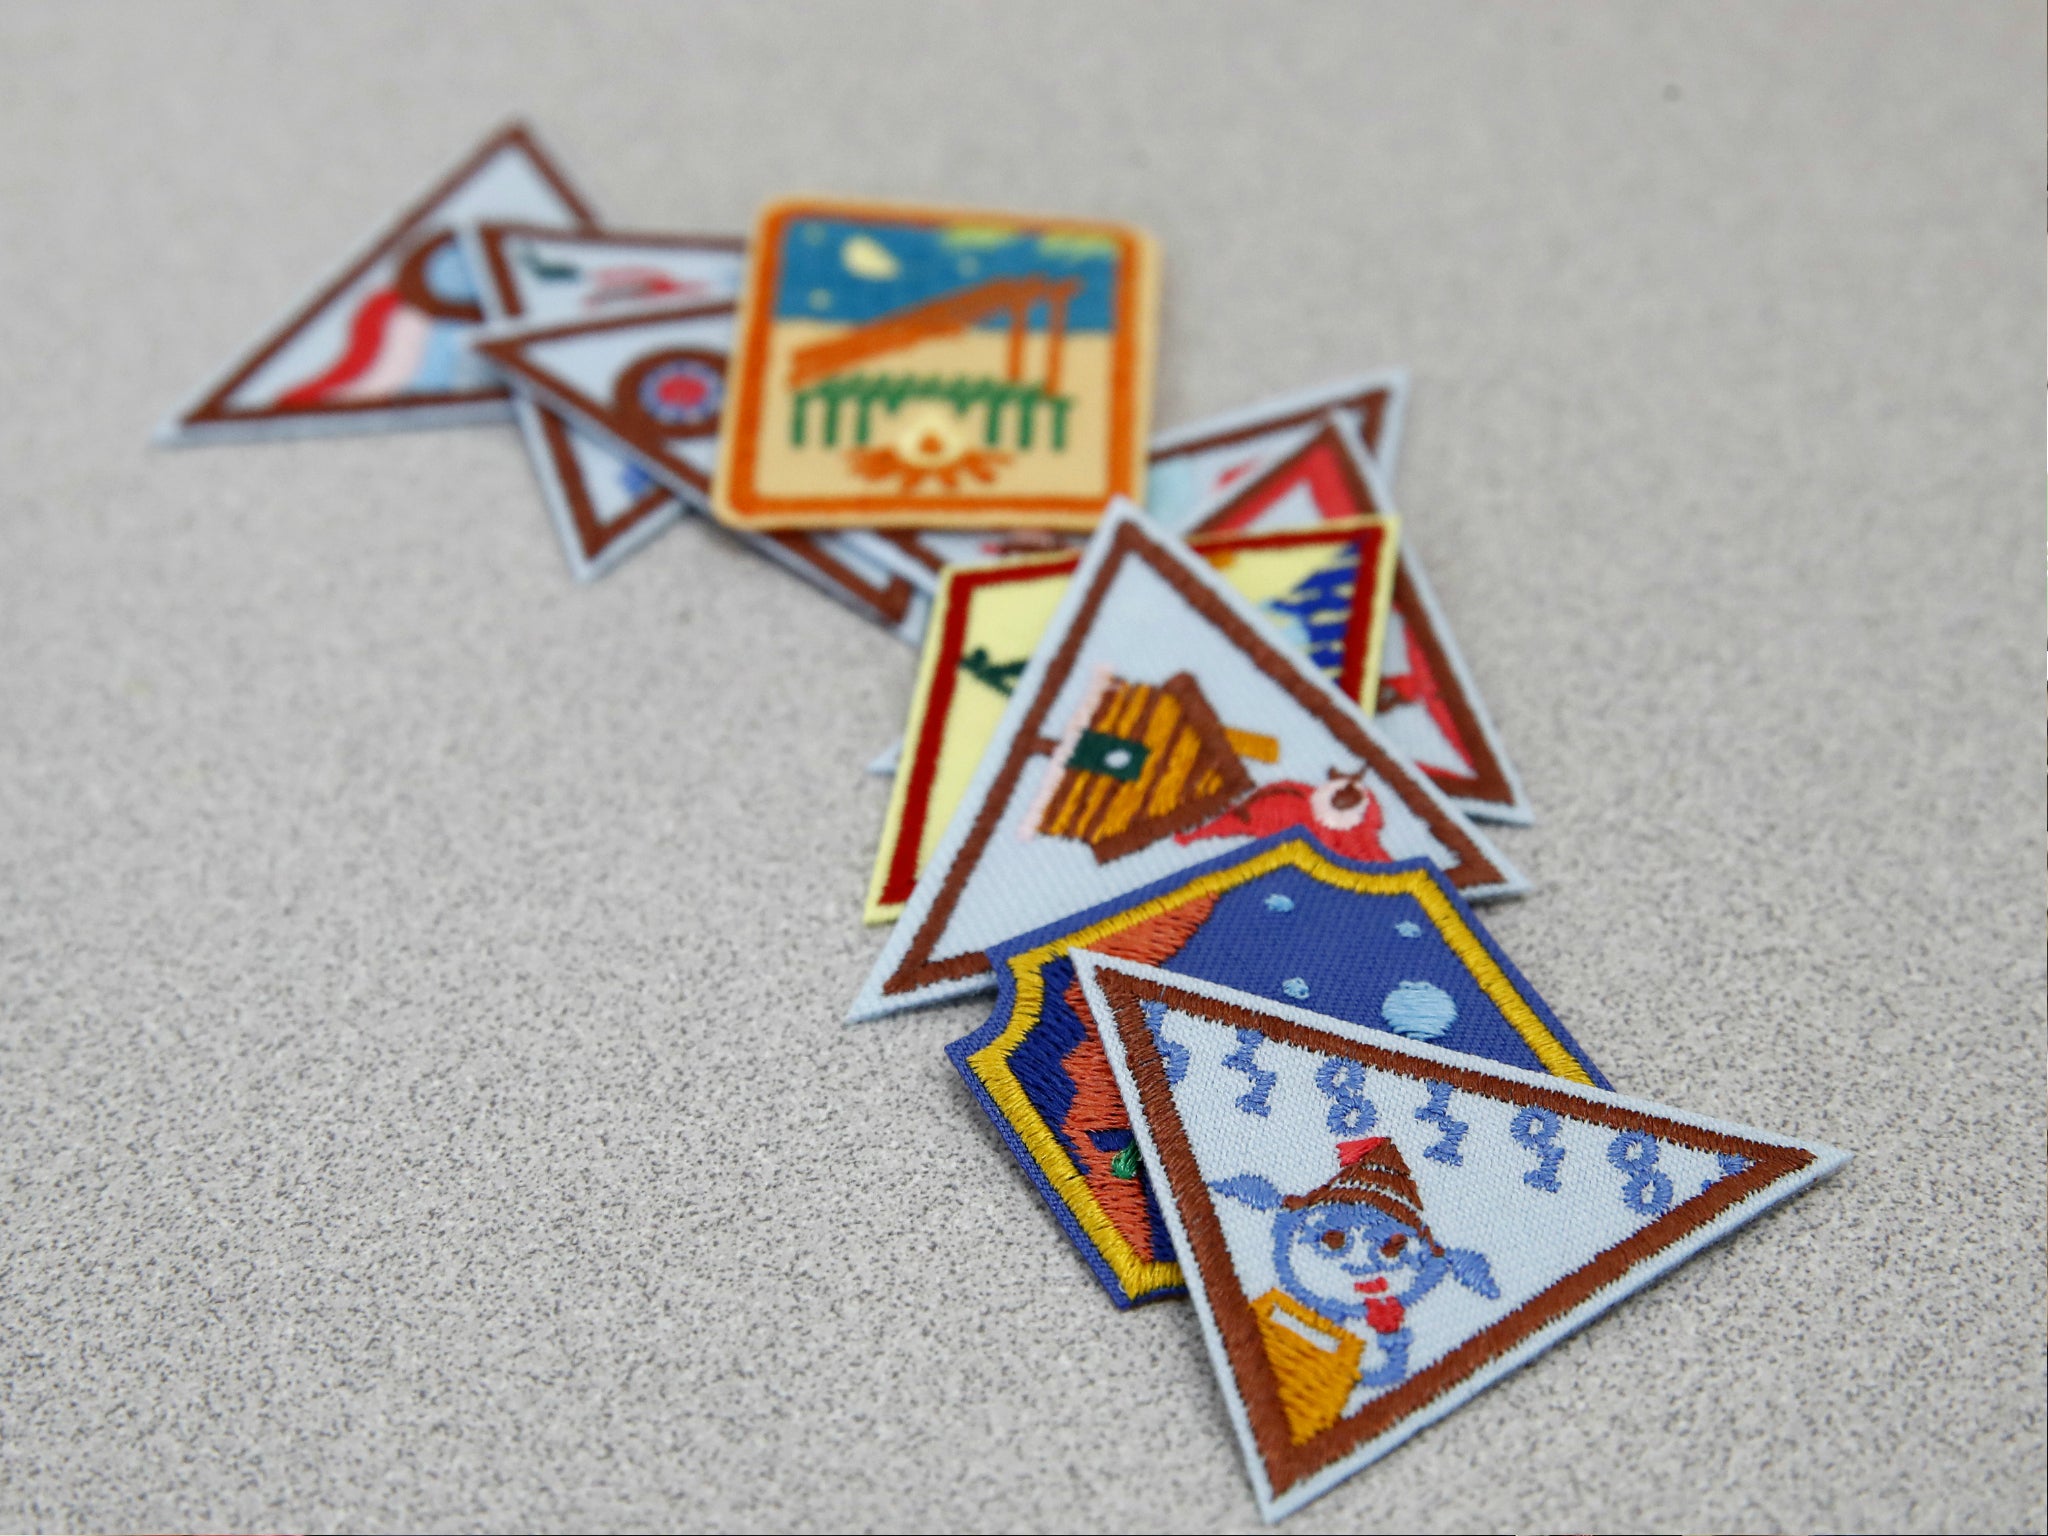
948,833,1606,1309
1074,954,1848,1523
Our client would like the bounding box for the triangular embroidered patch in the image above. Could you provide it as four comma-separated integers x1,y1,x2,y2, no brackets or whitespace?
1183,416,1394,538
865,518,1401,922
1147,372,1408,533
1073,954,1848,1522
949,834,1607,1308
1184,419,1532,826
464,222,744,579
158,122,596,444
1373,551,1532,825
473,303,931,640
848,502,1520,1021
472,299,737,502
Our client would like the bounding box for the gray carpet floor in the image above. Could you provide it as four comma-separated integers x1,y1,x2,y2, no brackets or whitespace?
1,4,2042,1531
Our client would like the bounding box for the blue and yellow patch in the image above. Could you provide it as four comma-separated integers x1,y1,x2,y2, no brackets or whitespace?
946,831,1607,1308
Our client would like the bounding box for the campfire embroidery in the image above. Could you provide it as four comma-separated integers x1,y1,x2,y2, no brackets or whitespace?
718,203,1159,530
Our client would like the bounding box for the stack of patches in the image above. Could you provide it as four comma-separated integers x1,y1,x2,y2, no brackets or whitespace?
158,120,1849,1523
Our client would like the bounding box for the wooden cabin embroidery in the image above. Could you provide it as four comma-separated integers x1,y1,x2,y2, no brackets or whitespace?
1029,669,1279,863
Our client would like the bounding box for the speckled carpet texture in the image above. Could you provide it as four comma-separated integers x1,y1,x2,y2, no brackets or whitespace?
1,5,2042,1532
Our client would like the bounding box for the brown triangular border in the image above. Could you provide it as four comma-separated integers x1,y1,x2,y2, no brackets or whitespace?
471,299,737,498
471,224,743,569
1185,419,1389,533
1090,966,1817,1502
881,516,1512,998
1147,378,1399,486
471,296,737,495
177,122,597,432
474,301,919,629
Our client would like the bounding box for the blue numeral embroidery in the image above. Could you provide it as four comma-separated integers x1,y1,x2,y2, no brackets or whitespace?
1314,1059,1378,1135
1607,1130,1675,1216
1508,1105,1565,1192
1140,999,1189,1085
1223,1029,1276,1117
1413,1081,1468,1166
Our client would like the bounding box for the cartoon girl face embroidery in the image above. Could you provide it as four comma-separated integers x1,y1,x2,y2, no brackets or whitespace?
1274,1204,1431,1325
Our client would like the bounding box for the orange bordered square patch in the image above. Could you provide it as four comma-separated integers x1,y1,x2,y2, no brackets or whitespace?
713,198,1159,531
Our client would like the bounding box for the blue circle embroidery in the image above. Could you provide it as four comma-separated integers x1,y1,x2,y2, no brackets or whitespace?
1381,980,1456,1040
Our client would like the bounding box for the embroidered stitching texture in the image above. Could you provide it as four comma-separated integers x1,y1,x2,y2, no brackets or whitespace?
1145,372,1408,532
472,300,739,496
168,123,597,439
1079,959,1844,1518
946,833,1605,1308
469,223,744,576
715,197,1160,529
1187,419,1400,704
864,518,1400,923
1180,418,1531,825
871,508,1512,1008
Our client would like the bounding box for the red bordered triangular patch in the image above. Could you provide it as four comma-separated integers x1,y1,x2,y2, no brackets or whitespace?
1189,416,1532,824
158,122,596,444
1147,371,1409,532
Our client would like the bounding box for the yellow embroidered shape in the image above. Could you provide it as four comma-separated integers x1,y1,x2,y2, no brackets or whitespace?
1253,1290,1364,1444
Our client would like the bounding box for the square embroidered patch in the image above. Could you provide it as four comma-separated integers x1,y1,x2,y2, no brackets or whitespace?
948,833,1607,1308
848,502,1521,1021
1074,954,1847,1521
713,197,1160,531
463,223,744,579
864,518,1401,923
1147,372,1408,533
158,122,595,445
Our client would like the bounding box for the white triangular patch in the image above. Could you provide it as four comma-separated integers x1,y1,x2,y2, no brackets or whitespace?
1146,371,1408,533
158,123,595,444
473,304,932,640
1075,955,1848,1523
464,224,745,579
473,299,737,499
848,502,1520,1021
